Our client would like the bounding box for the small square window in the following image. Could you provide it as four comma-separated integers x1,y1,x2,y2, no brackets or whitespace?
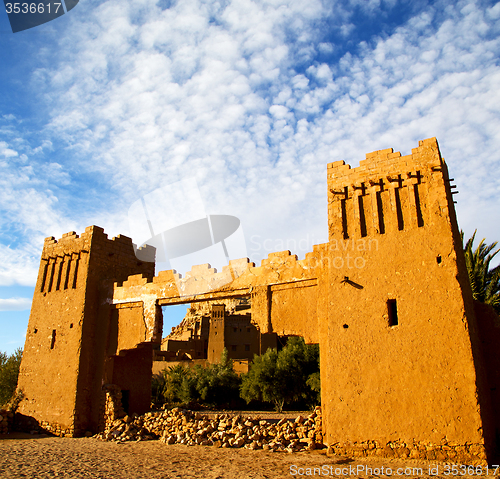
387,299,398,327
231,345,237,351
245,344,250,351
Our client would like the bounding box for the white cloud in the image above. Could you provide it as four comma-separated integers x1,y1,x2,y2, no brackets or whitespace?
0,0,499,293
0,297,32,311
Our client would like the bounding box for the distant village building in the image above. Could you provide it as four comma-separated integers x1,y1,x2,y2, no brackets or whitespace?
154,298,279,373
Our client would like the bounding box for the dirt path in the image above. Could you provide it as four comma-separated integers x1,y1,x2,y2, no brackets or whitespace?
0,433,490,479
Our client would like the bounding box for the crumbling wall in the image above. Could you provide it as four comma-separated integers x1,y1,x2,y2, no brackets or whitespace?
113,253,322,344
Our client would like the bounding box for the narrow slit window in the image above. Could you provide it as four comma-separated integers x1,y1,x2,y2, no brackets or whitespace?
387,299,398,327
50,329,56,349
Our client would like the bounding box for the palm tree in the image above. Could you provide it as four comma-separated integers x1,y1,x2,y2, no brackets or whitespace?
461,230,500,313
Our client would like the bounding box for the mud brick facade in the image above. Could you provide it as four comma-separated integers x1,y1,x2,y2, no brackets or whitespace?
17,138,500,462
17,226,156,436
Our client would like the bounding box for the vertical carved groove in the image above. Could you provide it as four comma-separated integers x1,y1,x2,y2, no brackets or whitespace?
40,260,49,292
414,184,424,227
358,195,367,237
47,259,56,293
63,256,72,290
72,255,80,289
394,188,404,231
376,191,385,234
55,258,64,291
341,198,349,239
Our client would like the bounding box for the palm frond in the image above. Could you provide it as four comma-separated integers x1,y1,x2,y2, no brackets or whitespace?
462,230,500,313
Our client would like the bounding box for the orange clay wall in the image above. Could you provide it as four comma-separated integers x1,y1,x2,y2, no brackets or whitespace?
17,226,155,436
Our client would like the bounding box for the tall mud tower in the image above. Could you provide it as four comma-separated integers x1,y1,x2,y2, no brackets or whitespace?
322,138,493,460
16,226,155,436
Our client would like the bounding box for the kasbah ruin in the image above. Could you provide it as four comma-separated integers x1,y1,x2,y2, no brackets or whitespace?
13,137,500,463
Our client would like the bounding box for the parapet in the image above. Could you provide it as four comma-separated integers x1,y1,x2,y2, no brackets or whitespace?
327,138,454,240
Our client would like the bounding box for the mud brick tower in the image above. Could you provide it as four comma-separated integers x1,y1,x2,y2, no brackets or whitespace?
16,226,155,436
322,138,494,461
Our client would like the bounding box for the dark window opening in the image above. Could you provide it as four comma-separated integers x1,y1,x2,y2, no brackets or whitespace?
388,299,399,327
231,345,237,351
245,344,250,351
121,390,130,414
343,324,349,329
34,328,38,334
69,323,73,329
50,329,56,349
436,255,442,264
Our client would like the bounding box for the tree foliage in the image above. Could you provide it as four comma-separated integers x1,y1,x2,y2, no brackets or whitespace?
153,349,241,408
462,230,500,313
240,337,320,412
192,349,241,405
0,348,22,407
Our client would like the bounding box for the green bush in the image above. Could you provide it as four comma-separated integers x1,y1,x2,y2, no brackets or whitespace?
153,349,241,408
240,337,320,412
0,348,22,407
193,349,241,406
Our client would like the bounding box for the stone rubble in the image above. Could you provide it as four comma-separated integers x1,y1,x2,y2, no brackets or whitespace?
0,409,14,434
97,405,324,453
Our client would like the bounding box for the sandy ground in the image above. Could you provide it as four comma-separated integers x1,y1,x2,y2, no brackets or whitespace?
0,433,493,479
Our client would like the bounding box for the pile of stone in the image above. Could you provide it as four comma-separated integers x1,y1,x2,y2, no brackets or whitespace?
0,409,14,434
98,406,324,453
99,384,126,434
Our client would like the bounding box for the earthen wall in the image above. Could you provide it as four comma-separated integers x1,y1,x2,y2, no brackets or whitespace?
17,226,155,435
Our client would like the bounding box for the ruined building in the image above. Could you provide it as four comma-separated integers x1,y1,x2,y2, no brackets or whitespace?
17,138,500,461
156,299,278,370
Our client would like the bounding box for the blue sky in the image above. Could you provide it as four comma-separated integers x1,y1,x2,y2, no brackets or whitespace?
1,0,499,355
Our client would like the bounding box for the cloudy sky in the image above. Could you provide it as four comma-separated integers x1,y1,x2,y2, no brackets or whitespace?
1,0,499,354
